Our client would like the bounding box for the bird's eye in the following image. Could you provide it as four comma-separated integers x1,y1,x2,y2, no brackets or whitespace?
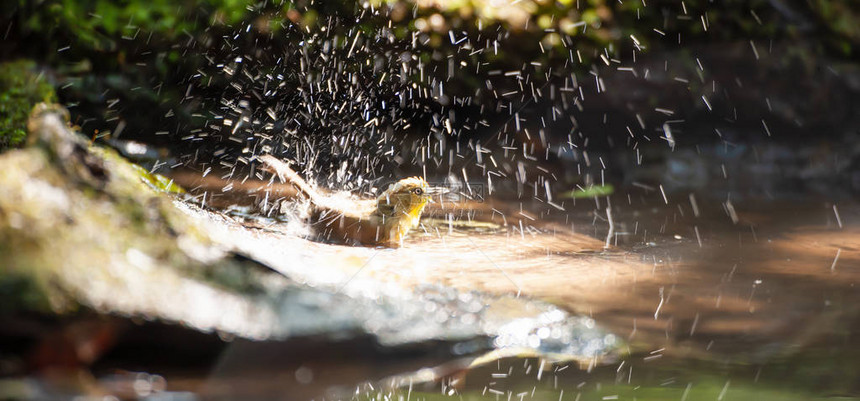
412,188,424,196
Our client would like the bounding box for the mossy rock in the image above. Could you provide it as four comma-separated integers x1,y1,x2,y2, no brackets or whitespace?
0,104,269,318
0,60,56,152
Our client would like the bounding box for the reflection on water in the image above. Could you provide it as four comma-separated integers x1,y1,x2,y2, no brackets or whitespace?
17,171,853,400
386,199,860,400
180,198,625,354
185,180,860,399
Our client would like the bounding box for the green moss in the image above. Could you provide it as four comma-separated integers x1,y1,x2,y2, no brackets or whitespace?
130,163,187,195
0,270,55,314
0,110,274,322
0,60,56,152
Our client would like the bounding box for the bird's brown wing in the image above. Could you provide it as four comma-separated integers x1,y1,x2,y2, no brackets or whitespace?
309,200,396,246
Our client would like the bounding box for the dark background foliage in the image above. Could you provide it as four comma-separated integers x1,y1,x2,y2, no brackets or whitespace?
1,0,858,190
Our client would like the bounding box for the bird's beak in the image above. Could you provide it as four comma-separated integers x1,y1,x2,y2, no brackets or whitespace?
425,186,449,203
426,186,450,196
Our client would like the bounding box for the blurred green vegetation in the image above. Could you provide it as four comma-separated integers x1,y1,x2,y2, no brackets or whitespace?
13,0,251,51
0,60,56,151
0,0,856,149
383,343,860,401
1,0,268,146
562,184,614,199
811,0,860,56
405,378,835,401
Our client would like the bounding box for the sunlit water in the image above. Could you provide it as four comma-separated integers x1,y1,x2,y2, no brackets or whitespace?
168,172,860,399
402,199,860,401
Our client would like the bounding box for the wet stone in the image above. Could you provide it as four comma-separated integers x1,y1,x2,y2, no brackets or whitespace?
0,104,619,399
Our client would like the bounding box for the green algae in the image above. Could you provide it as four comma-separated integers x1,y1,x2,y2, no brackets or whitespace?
0,60,56,152
129,163,186,195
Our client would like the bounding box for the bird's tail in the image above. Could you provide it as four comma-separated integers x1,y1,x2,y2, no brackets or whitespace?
257,154,322,201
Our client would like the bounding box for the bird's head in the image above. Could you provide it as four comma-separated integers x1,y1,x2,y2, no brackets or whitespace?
376,177,431,222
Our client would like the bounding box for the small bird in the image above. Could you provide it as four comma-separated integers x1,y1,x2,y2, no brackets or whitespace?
258,154,433,247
